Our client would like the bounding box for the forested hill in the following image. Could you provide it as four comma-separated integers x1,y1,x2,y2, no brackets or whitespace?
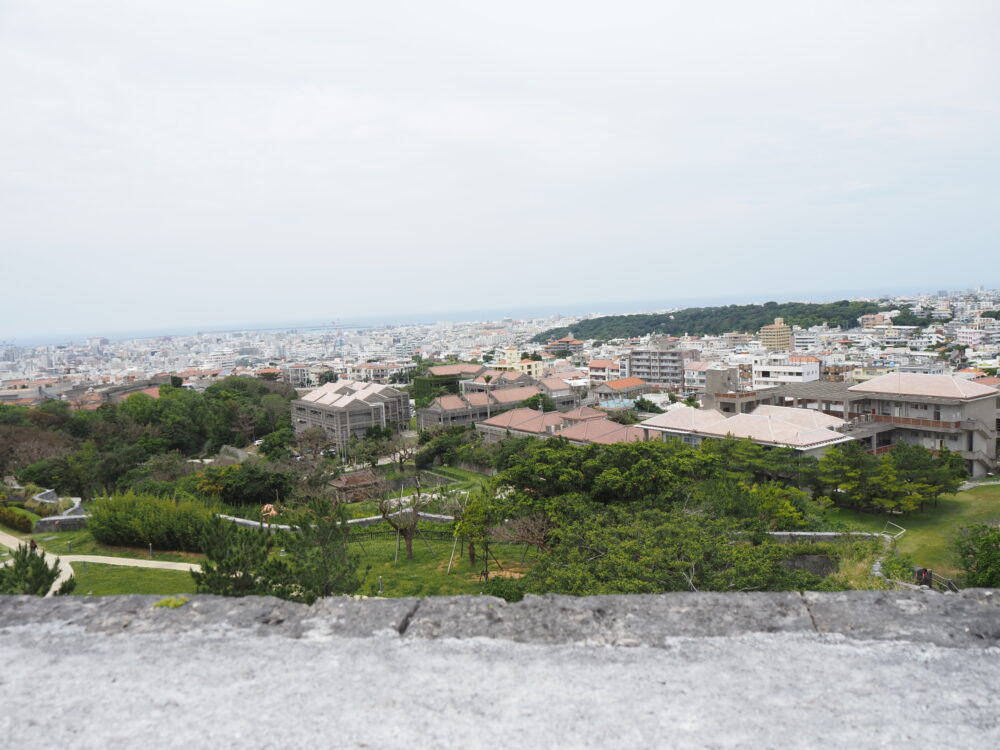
532,300,894,343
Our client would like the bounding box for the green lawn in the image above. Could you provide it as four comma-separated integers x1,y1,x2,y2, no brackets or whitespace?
838,484,1000,576
29,529,205,564
69,563,197,596
353,537,532,597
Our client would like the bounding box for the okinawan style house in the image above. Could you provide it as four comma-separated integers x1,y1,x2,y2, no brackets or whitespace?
700,373,999,476
640,404,853,458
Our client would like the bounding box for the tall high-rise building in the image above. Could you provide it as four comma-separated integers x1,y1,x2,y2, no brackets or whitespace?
759,317,792,351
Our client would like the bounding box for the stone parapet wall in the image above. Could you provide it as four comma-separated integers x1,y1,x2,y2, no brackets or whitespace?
2,590,998,649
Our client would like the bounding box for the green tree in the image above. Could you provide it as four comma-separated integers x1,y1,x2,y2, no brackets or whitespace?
888,443,963,504
260,428,294,460
524,507,822,595
953,524,1000,587
270,497,364,603
634,397,664,414
818,442,879,509
454,486,503,581
195,463,293,506
519,393,557,412
66,440,102,498
192,516,275,597
0,545,76,596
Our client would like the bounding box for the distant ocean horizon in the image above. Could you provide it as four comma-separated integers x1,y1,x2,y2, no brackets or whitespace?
4,283,964,347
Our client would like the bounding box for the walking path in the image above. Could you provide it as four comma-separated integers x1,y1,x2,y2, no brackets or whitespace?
0,528,200,597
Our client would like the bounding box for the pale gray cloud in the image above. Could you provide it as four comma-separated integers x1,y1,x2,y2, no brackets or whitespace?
1,1,998,339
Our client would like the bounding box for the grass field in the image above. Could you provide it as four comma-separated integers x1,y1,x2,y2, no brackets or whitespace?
29,529,205,564
69,563,197,597
353,537,533,597
838,483,1000,576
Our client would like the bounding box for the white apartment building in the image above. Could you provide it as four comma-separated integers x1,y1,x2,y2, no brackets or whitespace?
752,354,820,389
683,361,713,393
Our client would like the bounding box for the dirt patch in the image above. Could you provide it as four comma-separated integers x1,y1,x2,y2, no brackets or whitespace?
482,570,524,579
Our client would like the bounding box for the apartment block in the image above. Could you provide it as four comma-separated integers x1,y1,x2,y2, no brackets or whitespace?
588,359,622,384
759,318,792,351
292,380,411,453
625,338,696,388
751,354,820,389
764,374,999,477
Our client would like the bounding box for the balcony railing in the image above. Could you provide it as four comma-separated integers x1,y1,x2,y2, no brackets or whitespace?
872,415,960,429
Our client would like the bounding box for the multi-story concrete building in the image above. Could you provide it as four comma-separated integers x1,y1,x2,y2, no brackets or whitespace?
639,404,853,458
543,336,585,355
759,318,792,351
845,374,998,476
292,380,411,454
683,361,713,393
416,381,578,429
625,338,695,389
751,354,820,389
755,374,998,477
344,361,416,384
588,359,622,384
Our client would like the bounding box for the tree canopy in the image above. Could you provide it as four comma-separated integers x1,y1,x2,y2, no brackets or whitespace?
533,300,902,342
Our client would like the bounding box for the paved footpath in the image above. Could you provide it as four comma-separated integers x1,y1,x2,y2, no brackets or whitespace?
0,527,200,596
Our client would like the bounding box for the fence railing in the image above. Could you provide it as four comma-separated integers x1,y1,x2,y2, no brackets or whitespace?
347,529,454,543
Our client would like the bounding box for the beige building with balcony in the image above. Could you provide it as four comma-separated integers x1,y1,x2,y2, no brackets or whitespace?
759,318,792,351
292,380,410,455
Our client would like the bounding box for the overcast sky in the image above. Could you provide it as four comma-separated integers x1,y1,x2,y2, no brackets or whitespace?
1,1,998,341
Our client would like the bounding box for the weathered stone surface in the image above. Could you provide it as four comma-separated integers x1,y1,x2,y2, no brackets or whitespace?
406,592,814,644
0,595,311,638
302,596,420,638
2,626,999,749
2,590,1000,649
803,589,1000,648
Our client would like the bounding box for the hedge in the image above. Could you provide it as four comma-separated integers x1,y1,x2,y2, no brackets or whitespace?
88,493,214,552
0,506,33,533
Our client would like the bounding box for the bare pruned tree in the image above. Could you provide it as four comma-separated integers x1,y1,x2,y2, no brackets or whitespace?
296,426,330,460
490,513,553,553
386,434,418,472
439,487,479,565
377,475,433,560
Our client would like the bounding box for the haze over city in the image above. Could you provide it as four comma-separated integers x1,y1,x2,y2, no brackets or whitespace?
2,1,998,340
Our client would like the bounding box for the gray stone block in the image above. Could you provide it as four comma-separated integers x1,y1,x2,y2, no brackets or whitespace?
803,589,1000,648
405,592,814,645
303,597,420,638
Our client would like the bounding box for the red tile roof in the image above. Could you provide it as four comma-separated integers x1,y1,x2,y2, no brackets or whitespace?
601,377,646,391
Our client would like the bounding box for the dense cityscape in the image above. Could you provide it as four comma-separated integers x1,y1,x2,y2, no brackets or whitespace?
4,286,1000,401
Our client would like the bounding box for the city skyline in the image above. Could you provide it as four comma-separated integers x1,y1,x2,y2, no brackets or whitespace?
2,2,998,340
1,282,987,346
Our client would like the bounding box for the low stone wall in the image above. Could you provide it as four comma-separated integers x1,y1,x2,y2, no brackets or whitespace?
34,514,88,532
2,589,998,649
217,511,455,531
32,488,60,504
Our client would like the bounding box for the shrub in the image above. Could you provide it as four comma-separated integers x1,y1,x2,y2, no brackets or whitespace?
953,524,1000,588
88,492,215,552
481,576,525,602
24,498,70,518
879,552,917,582
0,544,75,596
0,506,32,532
